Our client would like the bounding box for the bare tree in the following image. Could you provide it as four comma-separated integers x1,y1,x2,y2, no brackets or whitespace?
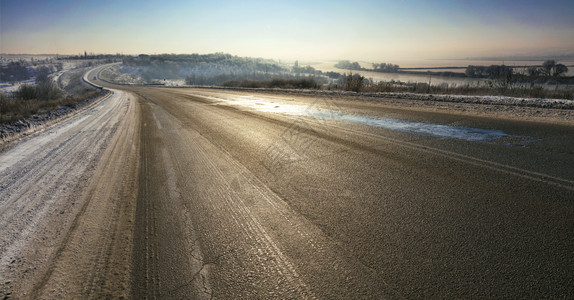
526,66,540,77
540,60,568,77
553,63,568,77
541,60,556,77
35,66,51,84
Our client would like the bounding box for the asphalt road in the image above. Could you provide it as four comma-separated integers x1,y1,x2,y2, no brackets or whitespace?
117,81,573,298
2,67,573,298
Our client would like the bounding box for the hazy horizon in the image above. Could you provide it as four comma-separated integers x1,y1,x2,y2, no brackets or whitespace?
1,0,573,62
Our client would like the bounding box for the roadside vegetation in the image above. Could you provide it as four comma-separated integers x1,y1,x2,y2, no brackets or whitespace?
0,56,109,124
101,53,574,101
222,77,319,89
354,78,574,100
107,54,341,87
335,59,572,82
120,53,288,84
329,59,573,99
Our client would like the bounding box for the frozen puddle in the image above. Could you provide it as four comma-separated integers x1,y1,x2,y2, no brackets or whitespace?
210,95,536,144
321,113,536,144
211,95,309,115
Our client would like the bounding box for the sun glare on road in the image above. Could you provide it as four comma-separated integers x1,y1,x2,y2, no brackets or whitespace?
208,94,536,144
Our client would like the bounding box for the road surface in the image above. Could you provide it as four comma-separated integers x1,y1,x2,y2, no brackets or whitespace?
1,67,573,298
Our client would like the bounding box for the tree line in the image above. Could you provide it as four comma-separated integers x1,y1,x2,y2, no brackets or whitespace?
525,60,568,77
122,53,288,82
292,61,343,79
334,60,400,73
333,59,569,79
0,62,31,82
1,61,64,83
466,60,568,79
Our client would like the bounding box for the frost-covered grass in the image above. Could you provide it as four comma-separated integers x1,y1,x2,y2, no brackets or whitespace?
1,66,99,124
357,80,574,101
358,91,574,108
99,65,146,85
96,61,574,110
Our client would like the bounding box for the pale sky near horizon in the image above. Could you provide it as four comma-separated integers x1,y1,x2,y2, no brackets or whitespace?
1,0,573,62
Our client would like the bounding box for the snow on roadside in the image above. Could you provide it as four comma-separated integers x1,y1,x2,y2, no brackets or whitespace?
0,89,110,147
0,80,35,93
374,92,574,106
0,89,133,298
240,87,574,109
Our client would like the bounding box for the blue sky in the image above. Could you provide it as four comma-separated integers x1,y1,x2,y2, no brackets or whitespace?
1,0,573,61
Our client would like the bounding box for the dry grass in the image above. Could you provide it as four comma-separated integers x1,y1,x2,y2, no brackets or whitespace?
222,78,319,89
0,90,99,124
1,68,99,124
358,81,574,100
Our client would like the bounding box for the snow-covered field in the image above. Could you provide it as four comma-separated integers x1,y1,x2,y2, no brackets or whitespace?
0,80,35,93
0,57,102,95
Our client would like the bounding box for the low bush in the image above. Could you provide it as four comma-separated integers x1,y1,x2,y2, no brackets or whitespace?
1,68,99,124
222,78,319,89
17,84,37,100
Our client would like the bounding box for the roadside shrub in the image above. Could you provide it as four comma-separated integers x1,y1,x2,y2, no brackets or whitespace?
36,81,63,100
1,65,100,124
269,78,318,89
343,73,365,92
35,66,52,84
17,84,37,100
0,92,10,122
221,78,319,89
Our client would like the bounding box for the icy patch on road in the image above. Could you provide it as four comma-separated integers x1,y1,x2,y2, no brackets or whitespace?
209,94,537,144
315,113,536,144
213,95,310,115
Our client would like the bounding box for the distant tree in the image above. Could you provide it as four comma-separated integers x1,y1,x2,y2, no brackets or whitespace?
0,62,30,82
553,63,568,77
541,60,556,77
325,71,342,79
537,60,568,77
293,60,301,74
372,62,399,72
465,65,478,77
465,65,512,79
35,66,51,84
526,66,541,77
491,68,514,90
335,60,362,70
488,65,513,79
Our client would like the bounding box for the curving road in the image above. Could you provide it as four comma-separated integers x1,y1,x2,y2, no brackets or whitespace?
1,66,573,298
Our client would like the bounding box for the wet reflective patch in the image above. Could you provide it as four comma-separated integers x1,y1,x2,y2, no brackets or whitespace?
317,112,537,144
211,95,537,144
